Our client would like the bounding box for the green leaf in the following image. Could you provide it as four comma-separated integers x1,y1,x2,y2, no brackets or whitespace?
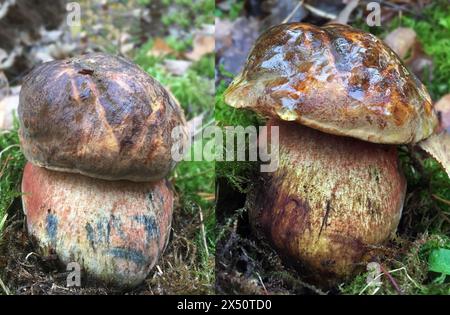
428,248,450,275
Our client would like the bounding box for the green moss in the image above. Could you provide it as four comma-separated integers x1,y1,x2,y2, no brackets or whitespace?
215,0,244,20
391,1,450,99
215,80,261,192
173,159,216,265
341,235,450,295
0,121,26,238
165,35,193,53
160,0,215,29
191,53,215,79
399,146,450,234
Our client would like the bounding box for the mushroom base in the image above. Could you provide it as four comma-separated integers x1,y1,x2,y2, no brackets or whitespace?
248,120,406,287
21,163,173,288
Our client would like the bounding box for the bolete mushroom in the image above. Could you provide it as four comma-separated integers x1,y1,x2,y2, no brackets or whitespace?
19,52,188,182
22,162,173,287
18,53,187,287
224,23,442,285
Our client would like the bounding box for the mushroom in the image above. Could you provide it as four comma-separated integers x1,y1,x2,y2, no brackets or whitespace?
18,53,187,287
22,163,173,287
19,52,188,182
224,23,442,285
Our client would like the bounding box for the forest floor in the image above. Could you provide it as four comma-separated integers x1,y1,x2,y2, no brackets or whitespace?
215,0,450,295
0,0,215,295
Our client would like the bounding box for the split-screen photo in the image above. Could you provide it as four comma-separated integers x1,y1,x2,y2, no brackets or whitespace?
0,0,449,297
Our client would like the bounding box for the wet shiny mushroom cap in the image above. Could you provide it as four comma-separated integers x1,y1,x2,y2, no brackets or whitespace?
225,23,438,144
19,53,188,182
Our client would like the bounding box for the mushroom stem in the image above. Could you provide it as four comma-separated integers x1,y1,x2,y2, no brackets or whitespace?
249,120,406,287
22,162,174,287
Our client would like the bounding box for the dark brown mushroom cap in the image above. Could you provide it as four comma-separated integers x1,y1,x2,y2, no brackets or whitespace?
19,53,188,182
225,23,438,144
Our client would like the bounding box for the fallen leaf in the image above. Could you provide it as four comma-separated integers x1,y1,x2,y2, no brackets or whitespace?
384,27,417,59
406,41,433,83
419,131,450,179
185,26,215,61
428,248,450,275
217,17,261,77
0,49,7,65
0,94,19,130
333,0,360,25
0,71,9,99
384,28,433,82
434,94,450,132
215,18,234,54
163,59,192,76
147,37,174,58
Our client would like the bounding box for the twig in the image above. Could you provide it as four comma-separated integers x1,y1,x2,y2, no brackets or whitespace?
0,130,12,135
0,213,7,232
0,155,12,177
303,3,337,20
0,0,16,20
379,263,403,295
282,0,305,24
335,0,360,24
25,252,40,262
199,207,209,258
256,272,268,295
0,276,10,295
359,266,421,295
432,194,450,206
360,0,422,18
0,144,19,160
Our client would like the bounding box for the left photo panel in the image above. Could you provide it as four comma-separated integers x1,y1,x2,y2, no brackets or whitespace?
0,0,215,294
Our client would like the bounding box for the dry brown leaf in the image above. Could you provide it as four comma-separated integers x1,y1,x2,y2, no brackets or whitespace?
147,37,174,58
0,71,9,99
215,18,234,54
163,59,192,76
434,94,450,132
384,28,433,82
0,94,19,130
333,0,360,25
217,17,261,76
417,95,450,179
418,131,450,179
185,30,215,61
384,27,416,59
405,41,433,83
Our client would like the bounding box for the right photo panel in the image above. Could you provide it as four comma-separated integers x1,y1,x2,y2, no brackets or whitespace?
215,0,450,295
